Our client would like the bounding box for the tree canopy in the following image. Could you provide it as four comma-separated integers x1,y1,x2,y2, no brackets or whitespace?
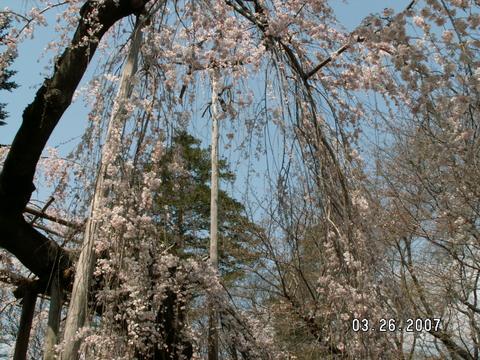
0,0,479,359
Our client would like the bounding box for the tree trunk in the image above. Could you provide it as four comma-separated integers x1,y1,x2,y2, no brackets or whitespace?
153,287,193,360
13,290,37,360
60,18,144,360
208,71,220,360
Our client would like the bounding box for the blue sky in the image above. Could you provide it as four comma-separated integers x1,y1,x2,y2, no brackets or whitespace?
1,1,97,150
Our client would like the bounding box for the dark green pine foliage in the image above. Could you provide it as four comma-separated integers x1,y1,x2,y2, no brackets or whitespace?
154,131,259,282
0,19,18,126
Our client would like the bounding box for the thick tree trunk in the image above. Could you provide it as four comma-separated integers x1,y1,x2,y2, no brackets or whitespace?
0,215,71,283
13,290,38,360
208,72,220,360
60,18,144,360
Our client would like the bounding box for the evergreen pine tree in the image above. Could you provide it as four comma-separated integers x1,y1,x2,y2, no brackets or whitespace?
154,131,259,282
0,18,18,126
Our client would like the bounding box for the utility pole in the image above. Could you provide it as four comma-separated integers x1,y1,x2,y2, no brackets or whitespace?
208,70,220,360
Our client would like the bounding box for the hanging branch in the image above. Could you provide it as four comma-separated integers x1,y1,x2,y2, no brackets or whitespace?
305,0,417,79
225,0,417,82
61,15,145,360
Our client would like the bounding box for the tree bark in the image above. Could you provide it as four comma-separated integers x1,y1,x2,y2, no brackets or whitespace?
0,214,71,283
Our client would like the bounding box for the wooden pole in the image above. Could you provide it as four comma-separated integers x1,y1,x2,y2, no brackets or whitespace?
43,275,63,360
13,290,38,360
208,70,220,360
